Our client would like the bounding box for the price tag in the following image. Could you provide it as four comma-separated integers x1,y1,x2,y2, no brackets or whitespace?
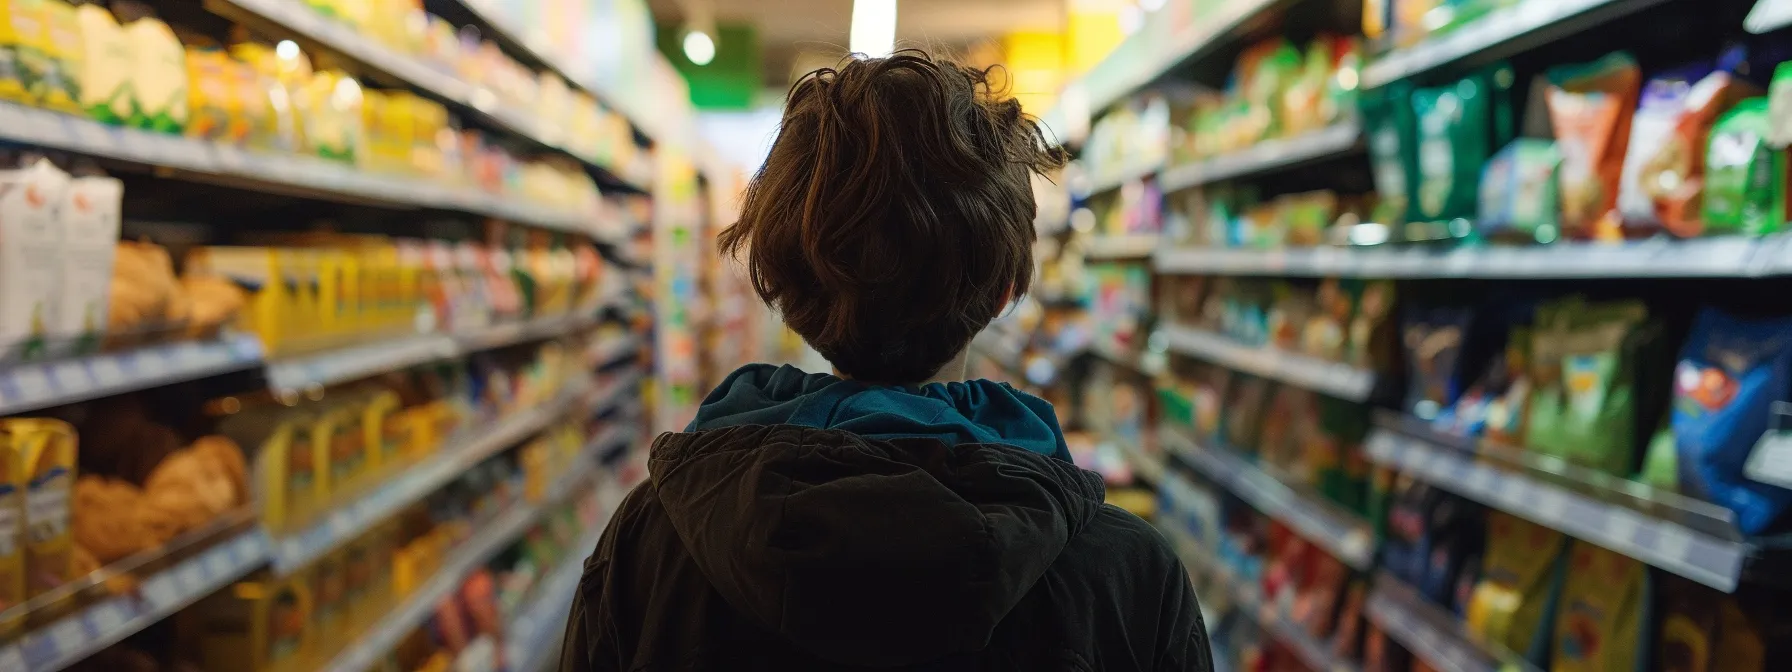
68,119,118,152
0,645,25,671
135,349,170,377
175,558,207,593
141,572,180,612
1654,524,1695,564
1531,487,1568,525
12,366,55,402
1603,508,1642,553
159,136,209,169
50,361,88,391
1496,478,1529,509
116,130,161,163
204,548,234,579
18,108,66,143
90,356,126,387
49,617,88,657
85,599,130,635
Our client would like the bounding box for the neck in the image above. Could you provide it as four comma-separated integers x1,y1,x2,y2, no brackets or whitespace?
832,348,972,387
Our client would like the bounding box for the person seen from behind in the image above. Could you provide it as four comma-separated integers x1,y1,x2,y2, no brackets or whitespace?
559,49,1211,672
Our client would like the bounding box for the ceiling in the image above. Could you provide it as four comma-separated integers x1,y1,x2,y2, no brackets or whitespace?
650,0,1066,92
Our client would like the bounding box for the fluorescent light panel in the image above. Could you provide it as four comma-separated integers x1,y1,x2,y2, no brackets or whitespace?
850,0,897,58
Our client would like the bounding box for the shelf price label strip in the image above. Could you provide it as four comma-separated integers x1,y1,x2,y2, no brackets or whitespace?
0,335,264,416
1359,0,1660,89
1160,326,1376,402
1364,430,1746,592
1162,429,1376,570
1153,235,1792,280
1157,122,1362,192
3,531,271,672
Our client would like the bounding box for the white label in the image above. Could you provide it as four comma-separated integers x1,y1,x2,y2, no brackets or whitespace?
88,358,125,390
0,645,24,671
1531,487,1568,525
1603,509,1642,553
1654,524,1695,563
86,600,128,635
49,618,86,655
1745,432,1792,490
134,350,168,377
49,362,88,391
175,560,206,593
11,367,54,402
141,573,179,612
27,475,71,544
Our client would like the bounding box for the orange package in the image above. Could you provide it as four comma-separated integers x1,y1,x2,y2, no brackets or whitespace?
1546,52,1641,240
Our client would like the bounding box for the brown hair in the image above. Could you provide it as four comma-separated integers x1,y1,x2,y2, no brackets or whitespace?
718,49,1065,383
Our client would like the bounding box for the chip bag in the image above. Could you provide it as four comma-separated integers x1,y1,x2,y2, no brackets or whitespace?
1546,52,1641,240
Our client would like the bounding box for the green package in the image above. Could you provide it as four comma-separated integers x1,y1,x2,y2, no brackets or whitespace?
1412,73,1496,225
1363,83,1419,226
1704,97,1786,235
1525,299,1655,475
1478,139,1562,242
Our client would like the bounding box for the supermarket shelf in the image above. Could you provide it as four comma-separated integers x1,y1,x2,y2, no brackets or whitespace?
1084,162,1161,196
1076,0,1291,115
504,521,610,672
270,387,583,573
1084,341,1165,377
452,312,599,352
0,102,599,235
0,333,264,416
591,333,642,367
267,313,601,394
1161,426,1376,570
588,371,643,416
1153,235,1792,279
3,525,271,672
1360,0,1666,88
1748,0,1792,33
1159,325,1377,402
1116,435,1165,484
1084,234,1163,260
1163,523,1361,672
1364,422,1749,592
318,445,603,672
1158,123,1363,192
1366,572,1539,672
206,0,641,191
266,333,461,394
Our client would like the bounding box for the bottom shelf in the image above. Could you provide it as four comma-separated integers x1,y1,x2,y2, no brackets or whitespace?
1364,572,1539,672
318,451,606,672
1160,523,1361,672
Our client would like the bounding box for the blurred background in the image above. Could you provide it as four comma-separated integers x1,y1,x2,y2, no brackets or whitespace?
0,0,1789,670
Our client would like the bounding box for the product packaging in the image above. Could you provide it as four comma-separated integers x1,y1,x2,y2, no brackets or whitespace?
1703,98,1786,236
74,2,130,124
1478,139,1561,241
1621,57,1755,237
0,159,71,360
122,11,188,132
1552,541,1648,672
55,175,122,349
180,575,313,672
1466,511,1569,665
1545,52,1642,240
1671,308,1792,535
5,418,75,598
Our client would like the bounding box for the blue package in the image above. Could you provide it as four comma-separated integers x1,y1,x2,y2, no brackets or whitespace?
1672,308,1792,535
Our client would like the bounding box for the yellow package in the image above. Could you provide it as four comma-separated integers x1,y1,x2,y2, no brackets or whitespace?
310,552,346,648
1466,511,1569,662
361,389,401,474
521,439,547,503
227,57,277,149
298,69,362,163
312,394,365,504
231,40,311,152
33,0,79,113
6,418,75,599
0,0,34,102
185,246,286,352
73,2,127,123
122,13,187,132
1552,541,1645,672
213,393,315,531
179,574,313,672
185,47,234,141
0,423,22,632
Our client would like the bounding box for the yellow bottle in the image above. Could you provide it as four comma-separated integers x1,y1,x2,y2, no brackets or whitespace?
179,574,314,672
8,418,75,599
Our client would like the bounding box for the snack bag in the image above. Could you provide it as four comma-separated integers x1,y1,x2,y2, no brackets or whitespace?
1527,299,1653,475
1403,307,1474,421
32,0,79,113
73,2,128,123
1546,52,1641,240
1222,376,1274,453
122,11,187,132
1672,308,1792,535
1478,139,1561,242
1553,541,1648,672
1703,98,1785,236
1466,511,1569,665
0,0,32,102
1622,58,1756,237
1411,66,1513,231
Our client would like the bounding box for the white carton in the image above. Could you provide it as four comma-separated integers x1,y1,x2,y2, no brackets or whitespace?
56,176,124,343
0,161,72,358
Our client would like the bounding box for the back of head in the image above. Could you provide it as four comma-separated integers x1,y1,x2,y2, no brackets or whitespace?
719,50,1065,383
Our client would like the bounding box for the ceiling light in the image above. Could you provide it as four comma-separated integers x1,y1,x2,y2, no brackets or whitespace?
683,30,716,66
850,0,897,58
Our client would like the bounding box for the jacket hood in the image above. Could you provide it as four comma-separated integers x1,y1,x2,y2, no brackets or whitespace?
686,364,1072,462
648,425,1107,667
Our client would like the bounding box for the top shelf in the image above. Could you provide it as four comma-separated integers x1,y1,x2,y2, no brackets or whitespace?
1153,235,1792,280
1361,0,1668,89
209,0,650,192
